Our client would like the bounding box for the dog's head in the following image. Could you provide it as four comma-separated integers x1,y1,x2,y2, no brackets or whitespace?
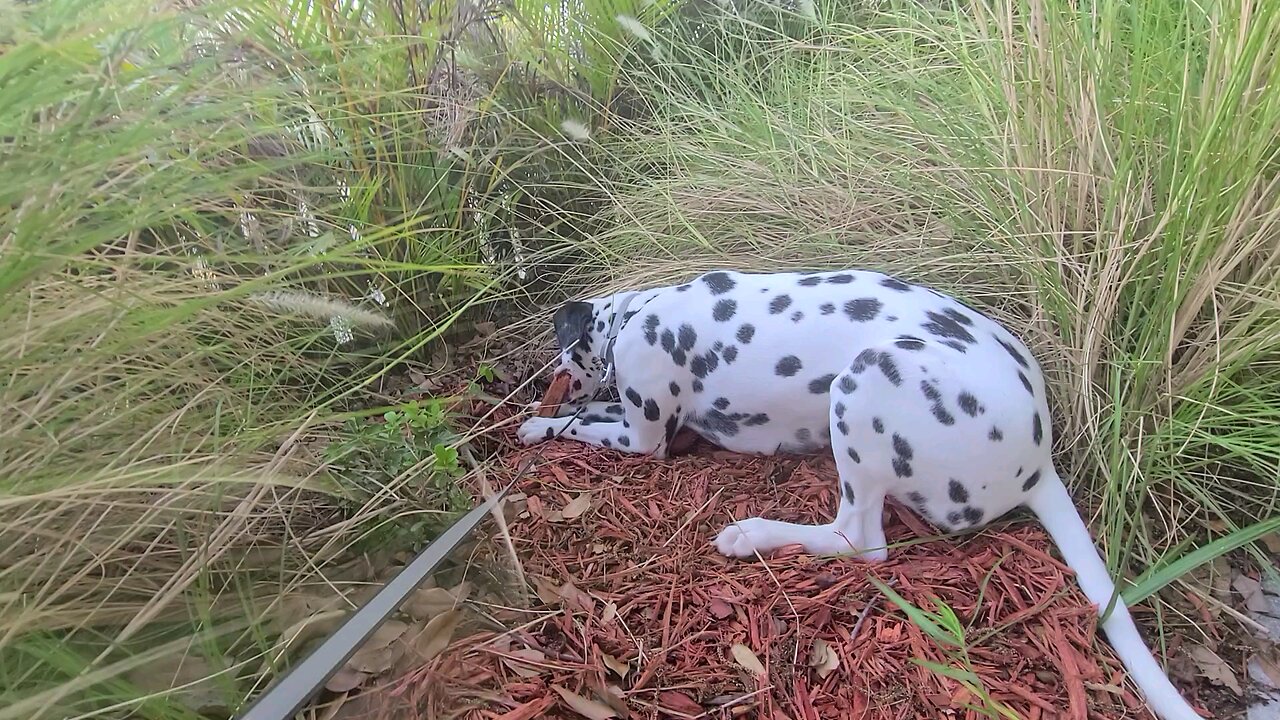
548,297,614,407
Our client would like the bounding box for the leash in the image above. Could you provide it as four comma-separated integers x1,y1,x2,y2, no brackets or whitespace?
237,479,513,720
236,294,639,720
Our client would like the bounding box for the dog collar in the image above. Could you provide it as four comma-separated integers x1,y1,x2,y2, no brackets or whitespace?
599,291,637,387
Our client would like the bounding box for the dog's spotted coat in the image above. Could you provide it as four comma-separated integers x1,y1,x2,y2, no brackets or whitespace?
520,269,1201,720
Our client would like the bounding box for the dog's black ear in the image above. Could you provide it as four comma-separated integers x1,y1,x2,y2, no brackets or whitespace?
551,301,594,352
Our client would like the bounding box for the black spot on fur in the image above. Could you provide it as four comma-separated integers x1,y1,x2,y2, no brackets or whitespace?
769,295,793,314
997,335,1030,368
713,299,737,322
894,336,925,351
744,413,770,426
877,353,903,386
838,375,856,393
1022,469,1042,492
664,414,679,445
942,340,967,353
625,388,642,407
671,348,687,366
795,428,812,443
618,435,631,447
596,320,605,332
834,401,846,418
602,437,612,448
1032,412,1043,445
791,310,804,322
820,303,835,315
872,417,884,434
846,447,861,464
851,349,878,374
880,277,912,292
988,426,1003,441
962,506,984,525
809,374,836,394
828,274,853,284
713,397,730,410
920,380,955,425
677,284,689,292
544,427,555,440
958,392,980,417
892,433,913,460
661,329,676,353
572,379,583,392
946,511,963,526
922,310,976,345
571,429,578,435
736,324,755,344
843,481,857,503
798,276,823,287
948,479,969,503
907,492,925,506
607,404,623,415
669,382,681,396
703,271,735,295
678,324,697,351
643,399,660,422
843,297,883,322
836,420,849,435
692,379,703,393
892,457,913,478
691,355,709,378
698,409,740,436
775,355,802,377
1019,371,1033,395
943,308,973,326
643,314,660,345
723,346,739,363
713,341,724,352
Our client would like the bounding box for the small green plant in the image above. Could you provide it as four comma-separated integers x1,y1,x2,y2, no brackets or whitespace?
325,400,469,552
869,577,1022,720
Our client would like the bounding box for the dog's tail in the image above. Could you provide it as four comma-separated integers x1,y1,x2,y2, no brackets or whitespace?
1025,468,1203,720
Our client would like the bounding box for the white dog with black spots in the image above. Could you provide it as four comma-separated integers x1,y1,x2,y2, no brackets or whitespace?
519,269,1202,720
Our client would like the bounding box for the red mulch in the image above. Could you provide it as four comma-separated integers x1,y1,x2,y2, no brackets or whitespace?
395,409,1211,720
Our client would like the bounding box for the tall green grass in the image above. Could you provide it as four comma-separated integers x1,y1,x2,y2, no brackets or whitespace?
0,0,644,715
558,0,1279,635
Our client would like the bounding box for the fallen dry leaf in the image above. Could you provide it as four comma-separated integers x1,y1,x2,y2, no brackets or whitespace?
551,684,619,719
731,643,767,676
1189,644,1242,694
1233,574,1270,614
552,493,592,522
808,638,840,679
402,584,469,622
409,609,463,663
709,599,734,619
658,690,703,716
1253,652,1280,690
1261,533,1280,554
325,667,367,693
494,697,556,720
601,601,618,624
502,648,547,678
602,652,630,679
533,575,562,605
347,620,409,673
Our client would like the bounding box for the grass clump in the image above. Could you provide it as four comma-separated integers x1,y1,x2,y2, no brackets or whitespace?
566,0,1279,632
0,0,597,715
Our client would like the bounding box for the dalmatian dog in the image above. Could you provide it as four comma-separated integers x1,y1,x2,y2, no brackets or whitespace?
519,269,1201,720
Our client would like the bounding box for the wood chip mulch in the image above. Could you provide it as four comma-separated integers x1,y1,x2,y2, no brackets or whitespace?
396,411,1211,720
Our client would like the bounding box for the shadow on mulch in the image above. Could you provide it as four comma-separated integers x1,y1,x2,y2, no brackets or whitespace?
394,410,1212,720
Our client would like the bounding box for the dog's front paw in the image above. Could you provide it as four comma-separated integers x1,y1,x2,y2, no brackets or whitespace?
517,417,564,445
